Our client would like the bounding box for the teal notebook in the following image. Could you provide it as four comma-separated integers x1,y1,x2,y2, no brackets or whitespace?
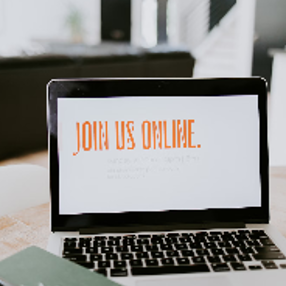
0,246,122,286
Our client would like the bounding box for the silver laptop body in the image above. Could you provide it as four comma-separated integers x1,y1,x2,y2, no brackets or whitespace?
47,78,286,286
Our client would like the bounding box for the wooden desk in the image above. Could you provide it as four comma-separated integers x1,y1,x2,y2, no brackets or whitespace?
0,203,49,261
1,167,286,261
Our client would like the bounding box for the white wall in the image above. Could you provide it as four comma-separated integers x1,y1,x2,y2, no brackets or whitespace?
168,0,209,50
269,53,286,166
236,0,256,76
0,0,100,56
168,0,256,78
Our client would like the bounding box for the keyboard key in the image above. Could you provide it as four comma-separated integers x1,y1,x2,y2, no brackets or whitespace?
175,244,188,250
225,248,239,254
262,260,278,269
64,241,76,248
93,240,106,247
85,247,98,254
212,263,230,272
63,254,86,262
207,236,221,242
204,242,217,249
101,247,113,253
121,253,134,260
123,239,135,246
207,256,221,263
111,268,128,277
221,234,234,240
116,246,129,252
223,255,237,262
94,268,107,276
181,233,193,237
136,252,149,259
165,237,178,244
138,235,151,238
167,233,180,237
231,262,246,271
211,249,224,255
253,253,286,260
137,239,150,245
63,248,82,255
108,236,121,240
108,240,120,246
79,237,92,247
161,258,174,265
131,264,210,275
223,231,234,235
146,259,159,266
76,261,94,269
123,235,136,239
94,236,107,240
98,261,111,268
181,250,194,257
196,249,209,256
161,244,173,251
130,260,143,267
90,254,103,261
153,234,165,238
151,237,163,244
189,243,202,249
64,237,77,242
145,245,159,252
240,247,254,254
255,246,280,253
232,241,246,247
151,252,164,258
179,237,192,243
260,239,274,246
251,230,268,237
193,237,206,243
177,258,190,265
280,264,286,269
249,265,262,270
114,261,126,268
106,253,118,260
131,245,143,252
192,256,205,264
217,241,231,248
166,251,179,257
234,234,248,240
237,254,252,261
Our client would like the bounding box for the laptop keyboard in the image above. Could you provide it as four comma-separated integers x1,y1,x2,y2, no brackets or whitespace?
61,229,286,277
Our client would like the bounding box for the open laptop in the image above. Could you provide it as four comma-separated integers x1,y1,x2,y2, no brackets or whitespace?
47,78,286,286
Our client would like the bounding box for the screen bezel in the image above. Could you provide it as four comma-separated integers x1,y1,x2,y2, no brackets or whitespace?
48,78,269,231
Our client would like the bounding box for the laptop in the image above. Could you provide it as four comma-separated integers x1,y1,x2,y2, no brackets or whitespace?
47,78,286,286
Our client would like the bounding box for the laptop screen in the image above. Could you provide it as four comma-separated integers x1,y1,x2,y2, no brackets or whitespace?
57,95,260,215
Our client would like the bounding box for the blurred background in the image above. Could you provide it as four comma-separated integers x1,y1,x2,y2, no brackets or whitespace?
0,0,286,166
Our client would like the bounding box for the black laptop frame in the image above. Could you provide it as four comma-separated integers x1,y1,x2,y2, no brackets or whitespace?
48,78,269,232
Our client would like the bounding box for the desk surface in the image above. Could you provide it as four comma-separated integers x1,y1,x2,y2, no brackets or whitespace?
1,167,286,261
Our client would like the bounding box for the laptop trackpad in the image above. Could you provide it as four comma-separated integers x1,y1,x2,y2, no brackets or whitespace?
136,276,232,286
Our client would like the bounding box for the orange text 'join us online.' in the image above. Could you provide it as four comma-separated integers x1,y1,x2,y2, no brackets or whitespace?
73,120,201,156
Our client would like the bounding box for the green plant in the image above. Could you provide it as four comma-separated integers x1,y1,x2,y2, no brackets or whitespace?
65,4,84,43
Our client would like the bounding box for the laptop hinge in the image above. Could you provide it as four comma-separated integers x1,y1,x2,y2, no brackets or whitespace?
80,222,246,235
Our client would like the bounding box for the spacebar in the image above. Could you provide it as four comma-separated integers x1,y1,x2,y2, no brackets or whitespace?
131,265,210,276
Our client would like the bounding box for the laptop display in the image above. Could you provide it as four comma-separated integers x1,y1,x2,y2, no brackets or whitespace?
58,95,260,215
